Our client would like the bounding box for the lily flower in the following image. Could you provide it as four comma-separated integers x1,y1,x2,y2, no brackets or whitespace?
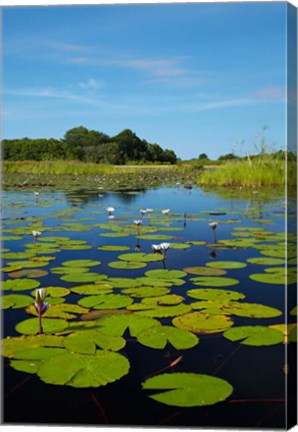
134,220,142,226
34,191,39,197
160,242,171,251
208,222,218,230
140,209,147,216
152,244,162,253
146,209,153,214
34,288,50,335
32,230,42,238
106,207,115,213
162,209,170,216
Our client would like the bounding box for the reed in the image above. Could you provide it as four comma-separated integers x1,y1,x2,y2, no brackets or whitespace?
198,156,296,188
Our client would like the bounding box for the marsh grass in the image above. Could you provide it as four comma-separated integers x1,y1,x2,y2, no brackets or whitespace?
198,155,296,188
3,160,180,175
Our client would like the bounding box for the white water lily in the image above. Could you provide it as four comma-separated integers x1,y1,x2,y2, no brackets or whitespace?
162,209,170,216
34,191,39,197
106,207,115,213
32,230,42,238
152,244,162,252
35,288,46,305
140,209,147,216
134,220,142,226
160,242,171,251
146,209,153,213
208,222,218,230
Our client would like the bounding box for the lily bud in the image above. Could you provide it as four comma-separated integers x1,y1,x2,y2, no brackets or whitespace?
35,288,46,305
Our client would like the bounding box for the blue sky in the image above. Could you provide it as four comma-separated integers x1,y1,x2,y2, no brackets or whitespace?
2,2,288,159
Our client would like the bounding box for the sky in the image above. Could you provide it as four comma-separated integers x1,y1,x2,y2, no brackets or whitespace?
2,1,291,160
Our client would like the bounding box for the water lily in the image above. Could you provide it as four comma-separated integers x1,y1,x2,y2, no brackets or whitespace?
134,220,142,226
34,288,50,335
140,209,147,216
34,191,39,197
160,242,171,252
106,207,115,218
209,222,218,243
146,209,153,213
32,230,42,243
162,209,170,216
152,244,162,252
209,222,218,230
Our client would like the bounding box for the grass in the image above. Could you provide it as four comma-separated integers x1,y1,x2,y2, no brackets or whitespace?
198,156,296,188
3,160,181,175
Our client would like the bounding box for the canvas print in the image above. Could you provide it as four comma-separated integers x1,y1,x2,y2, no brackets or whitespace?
1,1,297,429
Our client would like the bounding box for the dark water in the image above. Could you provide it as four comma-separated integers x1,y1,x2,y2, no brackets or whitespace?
2,186,297,428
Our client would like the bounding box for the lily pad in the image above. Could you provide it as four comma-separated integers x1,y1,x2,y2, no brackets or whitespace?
189,277,239,287
63,328,126,353
249,272,295,285
142,373,233,407
15,318,69,335
205,261,247,270
3,278,41,292
97,245,130,252
70,283,114,295
37,350,130,388
98,314,161,337
60,272,107,283
78,294,133,309
118,253,164,263
8,269,49,278
136,325,199,350
144,269,187,279
246,257,286,265
173,312,233,334
184,267,227,276
2,334,64,358
62,259,101,267
27,303,89,319
223,326,284,346
108,261,147,270
187,288,245,302
2,294,33,309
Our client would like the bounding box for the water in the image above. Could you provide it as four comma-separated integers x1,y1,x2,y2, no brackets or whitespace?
2,186,296,428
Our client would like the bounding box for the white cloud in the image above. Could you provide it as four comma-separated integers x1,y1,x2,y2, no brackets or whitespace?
78,78,104,90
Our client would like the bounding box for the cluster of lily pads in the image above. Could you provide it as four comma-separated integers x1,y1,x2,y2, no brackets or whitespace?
1,191,297,408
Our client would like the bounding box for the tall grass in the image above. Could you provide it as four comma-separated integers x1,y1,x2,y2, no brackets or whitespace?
198,156,296,188
3,160,180,176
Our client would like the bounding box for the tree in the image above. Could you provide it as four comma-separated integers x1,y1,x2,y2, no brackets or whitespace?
198,153,208,160
218,153,238,161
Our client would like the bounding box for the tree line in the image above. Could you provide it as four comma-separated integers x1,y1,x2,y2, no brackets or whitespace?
2,126,177,165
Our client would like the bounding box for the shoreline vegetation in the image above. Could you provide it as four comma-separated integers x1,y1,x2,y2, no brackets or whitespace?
2,126,296,189
3,156,296,190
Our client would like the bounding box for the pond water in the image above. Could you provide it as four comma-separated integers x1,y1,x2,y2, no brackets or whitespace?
2,185,297,428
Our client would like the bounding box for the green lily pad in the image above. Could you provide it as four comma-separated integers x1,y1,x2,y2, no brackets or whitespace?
3,251,37,260
187,288,245,301
98,314,161,337
118,253,164,263
189,277,239,287
186,241,207,245
184,267,227,276
249,272,295,285
62,259,101,267
78,294,133,309
2,294,33,309
60,272,107,283
138,234,174,240
205,261,247,269
50,266,90,275
2,334,64,358
37,350,130,388
136,325,199,350
63,328,126,353
246,257,286,265
108,261,147,270
27,303,89,319
170,243,191,250
70,283,114,295
106,278,141,288
142,373,233,407
39,287,70,298
144,269,187,279
192,301,281,318
97,245,130,252
173,312,233,334
15,318,69,335
223,326,284,346
3,278,41,291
